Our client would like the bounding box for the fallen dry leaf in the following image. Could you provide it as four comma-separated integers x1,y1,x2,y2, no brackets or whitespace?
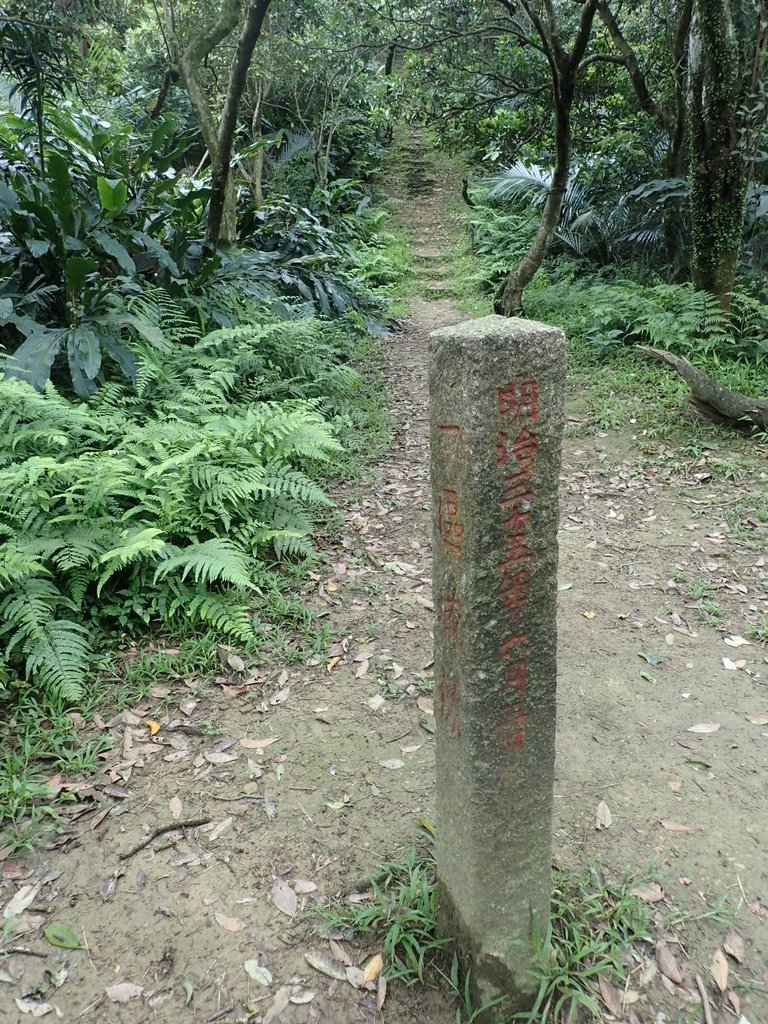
239,737,278,750
723,930,747,964
368,694,385,712
746,714,768,726
14,998,52,1017
329,939,353,966
722,658,746,671
727,989,741,1015
377,974,387,1010
660,819,693,832
595,800,612,829
656,942,683,984
355,660,369,678
581,610,596,619
363,953,384,985
294,879,317,895
105,982,144,1003
168,796,182,820
687,722,720,733
597,974,623,1016
204,751,238,765
724,635,750,647
345,965,365,988
379,759,405,770
3,884,39,919
631,882,664,903
272,879,297,917
288,986,316,1005
207,816,233,843
417,696,433,715
215,912,245,932
304,951,347,981
263,986,290,1024
711,948,729,992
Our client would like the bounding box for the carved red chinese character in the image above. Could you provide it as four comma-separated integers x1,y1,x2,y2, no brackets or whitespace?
500,634,532,662
501,475,534,511
498,567,531,613
498,703,528,752
437,489,465,554
499,531,534,573
502,658,527,696
497,380,539,421
437,667,461,739
438,587,464,654
497,427,538,474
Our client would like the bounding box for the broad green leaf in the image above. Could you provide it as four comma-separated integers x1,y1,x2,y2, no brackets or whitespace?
101,337,137,381
97,176,128,215
0,181,19,211
47,152,76,235
65,256,98,296
92,230,136,275
244,961,272,986
4,328,64,390
68,325,102,380
44,922,84,950
25,237,52,258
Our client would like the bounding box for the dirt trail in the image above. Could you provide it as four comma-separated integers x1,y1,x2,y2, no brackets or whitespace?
2,141,767,1024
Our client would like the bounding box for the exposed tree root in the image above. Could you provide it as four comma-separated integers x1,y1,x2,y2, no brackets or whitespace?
641,346,768,431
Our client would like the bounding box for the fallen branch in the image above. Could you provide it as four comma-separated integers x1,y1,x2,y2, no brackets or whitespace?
695,974,714,1024
118,817,210,861
641,346,768,430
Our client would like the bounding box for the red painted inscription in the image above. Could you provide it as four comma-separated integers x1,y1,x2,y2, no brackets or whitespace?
437,488,465,555
438,588,464,655
498,380,539,421
495,378,540,754
437,666,461,739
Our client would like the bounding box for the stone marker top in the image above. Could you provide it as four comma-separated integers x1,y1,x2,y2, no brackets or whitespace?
430,313,562,342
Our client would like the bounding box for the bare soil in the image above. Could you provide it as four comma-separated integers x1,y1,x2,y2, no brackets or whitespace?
2,145,767,1024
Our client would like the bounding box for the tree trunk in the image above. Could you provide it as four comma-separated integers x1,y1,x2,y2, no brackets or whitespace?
494,0,598,317
495,97,571,316
207,0,271,247
642,346,768,430
688,0,746,310
250,79,267,205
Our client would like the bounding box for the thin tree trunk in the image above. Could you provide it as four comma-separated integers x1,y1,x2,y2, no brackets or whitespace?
207,0,272,247
250,79,267,205
495,98,571,316
150,67,177,119
688,0,746,310
664,0,693,274
494,0,598,316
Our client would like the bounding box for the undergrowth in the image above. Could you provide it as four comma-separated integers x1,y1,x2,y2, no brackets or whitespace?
0,306,393,849
316,850,657,1024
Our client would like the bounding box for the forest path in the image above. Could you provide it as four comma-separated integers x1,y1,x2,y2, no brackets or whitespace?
3,138,768,1024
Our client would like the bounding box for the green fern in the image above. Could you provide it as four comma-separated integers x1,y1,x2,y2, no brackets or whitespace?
0,312,369,703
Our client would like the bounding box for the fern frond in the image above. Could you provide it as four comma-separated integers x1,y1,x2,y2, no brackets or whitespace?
154,538,256,591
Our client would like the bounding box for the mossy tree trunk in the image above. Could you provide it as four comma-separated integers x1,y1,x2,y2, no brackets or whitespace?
688,0,746,311
596,0,693,278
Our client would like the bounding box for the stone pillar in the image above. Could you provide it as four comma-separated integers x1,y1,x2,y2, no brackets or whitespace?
429,315,566,1016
